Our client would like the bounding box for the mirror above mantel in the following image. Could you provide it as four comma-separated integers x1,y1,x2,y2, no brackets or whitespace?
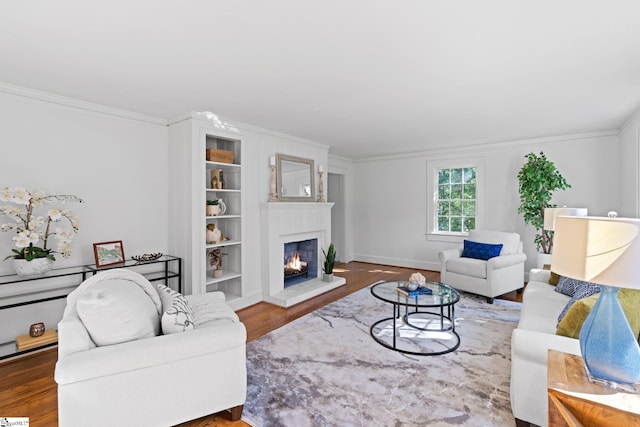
276,153,315,202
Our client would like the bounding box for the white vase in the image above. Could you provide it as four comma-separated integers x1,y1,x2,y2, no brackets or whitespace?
14,258,54,276
536,252,553,269
207,205,221,216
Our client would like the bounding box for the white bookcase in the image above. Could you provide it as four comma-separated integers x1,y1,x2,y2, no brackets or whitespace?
168,113,244,304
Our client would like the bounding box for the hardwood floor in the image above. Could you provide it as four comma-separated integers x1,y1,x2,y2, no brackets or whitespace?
0,262,523,426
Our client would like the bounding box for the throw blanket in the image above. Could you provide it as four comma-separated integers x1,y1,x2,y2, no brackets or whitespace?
191,298,240,325
64,269,162,316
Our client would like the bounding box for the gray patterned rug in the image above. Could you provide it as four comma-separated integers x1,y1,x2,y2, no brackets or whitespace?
242,283,521,427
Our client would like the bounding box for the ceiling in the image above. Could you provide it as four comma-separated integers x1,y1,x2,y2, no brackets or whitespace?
2,1,640,159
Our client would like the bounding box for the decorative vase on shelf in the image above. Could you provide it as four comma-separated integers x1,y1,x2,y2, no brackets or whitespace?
207,204,221,216
213,269,223,278
14,258,54,276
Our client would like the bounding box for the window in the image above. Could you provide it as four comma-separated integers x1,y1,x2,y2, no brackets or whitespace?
437,167,476,232
427,157,484,241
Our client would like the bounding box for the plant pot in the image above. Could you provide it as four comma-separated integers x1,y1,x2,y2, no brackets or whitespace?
207,205,221,216
322,273,334,282
14,258,54,276
213,269,223,278
536,252,553,269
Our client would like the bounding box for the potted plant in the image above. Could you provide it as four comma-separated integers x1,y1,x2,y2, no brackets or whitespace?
207,248,227,278
322,243,336,282
0,187,83,275
206,199,221,216
517,152,570,265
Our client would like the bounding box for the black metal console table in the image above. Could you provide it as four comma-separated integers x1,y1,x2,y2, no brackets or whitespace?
0,255,181,360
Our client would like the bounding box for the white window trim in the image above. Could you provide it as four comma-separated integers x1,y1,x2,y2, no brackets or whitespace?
426,156,485,243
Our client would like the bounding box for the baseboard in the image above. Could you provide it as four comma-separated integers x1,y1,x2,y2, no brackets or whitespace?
351,254,440,272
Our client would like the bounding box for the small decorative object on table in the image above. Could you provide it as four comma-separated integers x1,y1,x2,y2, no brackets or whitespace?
397,285,433,297
0,187,83,275
131,253,163,262
93,241,125,267
29,322,45,337
407,272,426,291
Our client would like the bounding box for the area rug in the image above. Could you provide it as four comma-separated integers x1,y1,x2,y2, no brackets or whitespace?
242,283,521,427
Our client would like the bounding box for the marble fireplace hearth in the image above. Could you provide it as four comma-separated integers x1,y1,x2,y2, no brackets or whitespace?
261,202,346,307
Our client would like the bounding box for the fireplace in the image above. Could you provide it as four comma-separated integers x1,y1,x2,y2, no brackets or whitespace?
261,202,345,307
283,239,318,287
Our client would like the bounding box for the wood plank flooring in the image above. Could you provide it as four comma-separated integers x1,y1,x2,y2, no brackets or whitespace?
0,262,523,426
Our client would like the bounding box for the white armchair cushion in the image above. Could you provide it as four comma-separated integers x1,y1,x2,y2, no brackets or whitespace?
446,257,487,279
76,279,161,346
157,284,195,334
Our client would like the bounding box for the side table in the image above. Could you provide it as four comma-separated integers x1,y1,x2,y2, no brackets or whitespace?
547,349,640,426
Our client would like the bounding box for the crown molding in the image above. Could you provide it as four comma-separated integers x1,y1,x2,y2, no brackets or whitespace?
352,129,620,163
0,82,167,126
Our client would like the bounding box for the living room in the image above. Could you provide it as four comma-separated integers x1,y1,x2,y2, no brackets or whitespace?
2,2,640,426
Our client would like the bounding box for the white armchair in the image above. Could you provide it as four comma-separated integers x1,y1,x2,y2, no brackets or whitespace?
55,269,247,427
439,230,527,303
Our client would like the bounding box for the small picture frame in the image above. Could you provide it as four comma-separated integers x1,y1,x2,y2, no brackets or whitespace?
93,241,125,267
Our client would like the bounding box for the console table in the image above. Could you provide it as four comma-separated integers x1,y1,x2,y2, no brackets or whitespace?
547,349,640,426
0,255,182,360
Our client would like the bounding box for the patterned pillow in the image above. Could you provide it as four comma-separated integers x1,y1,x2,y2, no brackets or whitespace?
156,284,195,334
557,281,601,326
461,240,503,260
555,276,579,296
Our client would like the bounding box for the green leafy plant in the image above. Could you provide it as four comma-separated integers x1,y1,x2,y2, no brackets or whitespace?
322,243,336,274
517,152,570,254
206,199,219,205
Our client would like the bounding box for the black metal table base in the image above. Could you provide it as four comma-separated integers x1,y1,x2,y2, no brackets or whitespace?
370,302,460,356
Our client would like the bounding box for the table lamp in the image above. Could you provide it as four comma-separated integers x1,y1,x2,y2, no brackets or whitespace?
552,215,640,391
543,207,588,234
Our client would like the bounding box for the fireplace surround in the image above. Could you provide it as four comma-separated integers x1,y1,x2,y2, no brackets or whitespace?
261,202,346,307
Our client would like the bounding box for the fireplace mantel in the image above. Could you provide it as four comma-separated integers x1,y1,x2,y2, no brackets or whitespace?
260,202,346,307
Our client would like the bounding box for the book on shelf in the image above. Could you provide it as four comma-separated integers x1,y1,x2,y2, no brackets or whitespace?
397,286,433,297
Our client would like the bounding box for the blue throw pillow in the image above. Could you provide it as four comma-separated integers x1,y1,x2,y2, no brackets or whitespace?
461,240,503,261
557,281,601,325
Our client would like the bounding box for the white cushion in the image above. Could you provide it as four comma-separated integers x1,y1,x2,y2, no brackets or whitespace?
446,257,487,279
157,284,195,334
76,279,160,346
467,230,520,255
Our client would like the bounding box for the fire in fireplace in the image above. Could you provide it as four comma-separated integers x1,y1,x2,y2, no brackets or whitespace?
283,238,318,287
284,251,308,278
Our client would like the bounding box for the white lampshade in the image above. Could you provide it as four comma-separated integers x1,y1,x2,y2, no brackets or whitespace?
543,207,588,231
552,216,640,289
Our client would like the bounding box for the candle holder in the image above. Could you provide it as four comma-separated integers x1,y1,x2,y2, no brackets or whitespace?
269,164,278,202
317,170,326,203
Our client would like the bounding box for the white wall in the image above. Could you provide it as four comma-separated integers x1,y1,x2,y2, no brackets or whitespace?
351,132,620,274
0,87,168,344
619,108,640,217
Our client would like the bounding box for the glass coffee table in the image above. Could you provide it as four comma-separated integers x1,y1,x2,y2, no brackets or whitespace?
370,280,460,356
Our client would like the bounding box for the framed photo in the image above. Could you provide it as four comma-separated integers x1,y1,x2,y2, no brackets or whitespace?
93,240,125,267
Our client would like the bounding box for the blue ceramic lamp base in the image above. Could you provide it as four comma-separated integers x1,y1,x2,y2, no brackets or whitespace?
580,286,640,393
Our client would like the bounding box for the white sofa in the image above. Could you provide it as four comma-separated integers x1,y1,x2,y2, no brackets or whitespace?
510,269,581,427
439,230,527,303
55,270,247,427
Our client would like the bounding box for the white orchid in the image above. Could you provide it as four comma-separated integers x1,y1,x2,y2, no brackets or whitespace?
12,188,31,205
0,187,83,261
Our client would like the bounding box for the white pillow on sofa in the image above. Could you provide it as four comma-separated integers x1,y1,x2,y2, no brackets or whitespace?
76,278,161,346
156,284,195,334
